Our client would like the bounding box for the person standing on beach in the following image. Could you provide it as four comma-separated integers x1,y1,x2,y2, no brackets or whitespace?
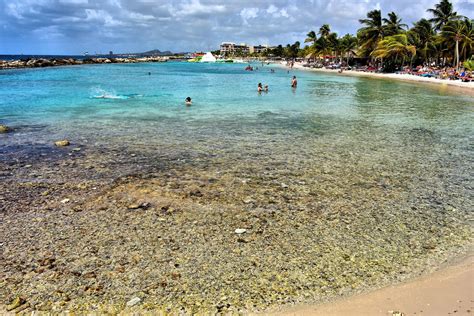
291,76,297,88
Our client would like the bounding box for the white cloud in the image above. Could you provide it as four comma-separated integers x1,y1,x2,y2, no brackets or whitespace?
265,4,290,18
240,7,259,25
177,0,226,17
266,4,278,14
126,11,155,21
1,0,473,55
6,0,48,19
85,9,124,27
59,0,88,4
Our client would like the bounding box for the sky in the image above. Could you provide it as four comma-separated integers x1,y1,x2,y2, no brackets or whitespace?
0,0,473,55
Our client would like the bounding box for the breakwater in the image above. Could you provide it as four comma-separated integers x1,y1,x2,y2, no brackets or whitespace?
0,56,168,70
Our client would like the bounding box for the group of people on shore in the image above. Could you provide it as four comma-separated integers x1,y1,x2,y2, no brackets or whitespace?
400,66,474,82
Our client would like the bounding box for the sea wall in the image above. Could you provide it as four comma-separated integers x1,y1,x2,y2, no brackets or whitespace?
0,56,168,70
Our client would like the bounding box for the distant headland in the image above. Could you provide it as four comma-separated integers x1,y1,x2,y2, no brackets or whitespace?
0,49,184,70
0,56,169,70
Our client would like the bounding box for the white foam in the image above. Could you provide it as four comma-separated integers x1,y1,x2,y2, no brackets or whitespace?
91,87,127,100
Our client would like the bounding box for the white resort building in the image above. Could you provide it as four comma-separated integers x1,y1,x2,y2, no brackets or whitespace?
220,42,250,55
220,42,272,55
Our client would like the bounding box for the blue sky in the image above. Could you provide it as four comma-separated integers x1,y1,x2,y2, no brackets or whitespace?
0,0,472,55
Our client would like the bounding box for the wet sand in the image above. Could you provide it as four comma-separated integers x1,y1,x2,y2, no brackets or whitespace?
268,255,473,316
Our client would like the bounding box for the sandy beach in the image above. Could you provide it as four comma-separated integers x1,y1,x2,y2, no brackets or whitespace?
266,255,473,316
290,63,474,95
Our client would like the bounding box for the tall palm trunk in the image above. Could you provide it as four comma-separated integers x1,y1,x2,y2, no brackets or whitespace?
455,39,459,71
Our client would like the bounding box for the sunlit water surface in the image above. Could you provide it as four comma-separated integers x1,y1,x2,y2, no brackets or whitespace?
1,61,473,312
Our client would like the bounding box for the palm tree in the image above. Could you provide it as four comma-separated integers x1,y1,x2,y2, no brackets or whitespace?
409,18,437,63
284,41,301,59
427,0,462,31
383,12,408,36
340,34,358,64
327,32,340,59
358,10,384,56
312,24,339,58
441,19,472,70
319,24,331,38
371,34,416,68
314,36,330,56
305,30,317,45
459,19,474,61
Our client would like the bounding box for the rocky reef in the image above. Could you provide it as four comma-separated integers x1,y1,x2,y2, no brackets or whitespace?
0,131,472,314
0,56,168,70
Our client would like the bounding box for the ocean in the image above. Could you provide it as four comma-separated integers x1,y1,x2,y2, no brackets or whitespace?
1,62,472,148
0,61,473,312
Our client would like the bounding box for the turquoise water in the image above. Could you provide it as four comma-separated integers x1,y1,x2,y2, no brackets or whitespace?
1,61,473,313
1,62,473,150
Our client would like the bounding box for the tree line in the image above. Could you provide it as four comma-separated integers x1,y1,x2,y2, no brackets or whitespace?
241,0,473,71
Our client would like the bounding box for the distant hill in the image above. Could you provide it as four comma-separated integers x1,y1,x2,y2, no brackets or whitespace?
138,49,174,56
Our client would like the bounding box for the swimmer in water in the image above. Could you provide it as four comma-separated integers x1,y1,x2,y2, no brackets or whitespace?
185,97,192,105
258,83,263,93
264,85,269,92
291,76,297,88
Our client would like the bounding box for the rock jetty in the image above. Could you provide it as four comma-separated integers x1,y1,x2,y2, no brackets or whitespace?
0,56,168,70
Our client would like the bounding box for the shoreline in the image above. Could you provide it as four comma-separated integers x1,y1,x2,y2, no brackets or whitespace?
289,63,474,95
264,253,473,316
2,249,472,315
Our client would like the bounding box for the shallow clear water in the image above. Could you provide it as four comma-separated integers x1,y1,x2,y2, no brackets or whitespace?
1,62,473,312
1,62,472,147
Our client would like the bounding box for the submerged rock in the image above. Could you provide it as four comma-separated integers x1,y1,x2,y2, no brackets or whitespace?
6,297,26,311
55,140,70,146
126,297,141,307
127,202,151,210
0,124,10,133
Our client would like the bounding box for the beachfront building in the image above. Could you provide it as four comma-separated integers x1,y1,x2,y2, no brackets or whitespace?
249,45,271,54
220,42,250,56
220,42,274,56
